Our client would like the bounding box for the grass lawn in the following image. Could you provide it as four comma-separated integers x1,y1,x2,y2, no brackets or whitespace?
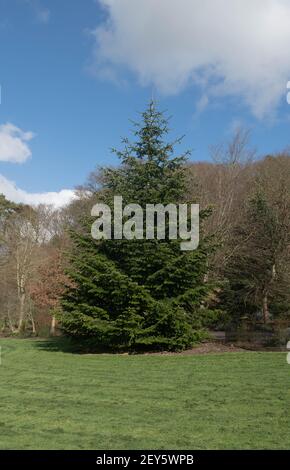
0,338,289,450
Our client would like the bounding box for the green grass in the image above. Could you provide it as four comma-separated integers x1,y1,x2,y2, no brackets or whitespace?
0,338,289,450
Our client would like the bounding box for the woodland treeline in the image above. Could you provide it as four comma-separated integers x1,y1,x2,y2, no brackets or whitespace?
0,103,289,350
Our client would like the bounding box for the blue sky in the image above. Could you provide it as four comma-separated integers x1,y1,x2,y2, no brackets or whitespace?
1,0,290,206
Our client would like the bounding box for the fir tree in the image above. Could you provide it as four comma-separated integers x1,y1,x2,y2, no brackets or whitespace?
59,102,215,351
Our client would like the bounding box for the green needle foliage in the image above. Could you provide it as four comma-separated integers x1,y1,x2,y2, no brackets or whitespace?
59,102,215,351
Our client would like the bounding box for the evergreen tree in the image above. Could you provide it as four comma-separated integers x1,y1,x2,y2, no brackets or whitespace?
222,170,290,325
59,103,215,351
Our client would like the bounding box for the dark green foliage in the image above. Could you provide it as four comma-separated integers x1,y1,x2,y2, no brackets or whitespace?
59,103,214,351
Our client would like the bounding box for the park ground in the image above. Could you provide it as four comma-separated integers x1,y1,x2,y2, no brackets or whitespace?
0,338,289,450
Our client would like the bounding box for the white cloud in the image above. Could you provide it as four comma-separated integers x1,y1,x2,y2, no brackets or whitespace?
94,0,290,118
0,174,76,208
0,122,75,208
0,123,35,163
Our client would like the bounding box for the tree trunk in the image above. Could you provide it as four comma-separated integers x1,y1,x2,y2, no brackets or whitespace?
50,315,56,336
31,316,36,334
18,290,26,332
7,306,16,333
262,291,270,324
28,296,36,334
261,264,276,325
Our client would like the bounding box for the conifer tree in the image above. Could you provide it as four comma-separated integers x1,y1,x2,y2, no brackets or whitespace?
222,160,290,325
59,103,215,351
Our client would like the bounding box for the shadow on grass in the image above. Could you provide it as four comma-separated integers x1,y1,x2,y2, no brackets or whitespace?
32,336,176,355
32,336,124,355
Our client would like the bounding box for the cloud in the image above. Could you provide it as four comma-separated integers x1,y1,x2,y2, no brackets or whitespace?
0,123,35,163
193,94,209,120
24,0,51,24
93,0,290,118
0,174,76,208
0,122,75,208
35,7,50,24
